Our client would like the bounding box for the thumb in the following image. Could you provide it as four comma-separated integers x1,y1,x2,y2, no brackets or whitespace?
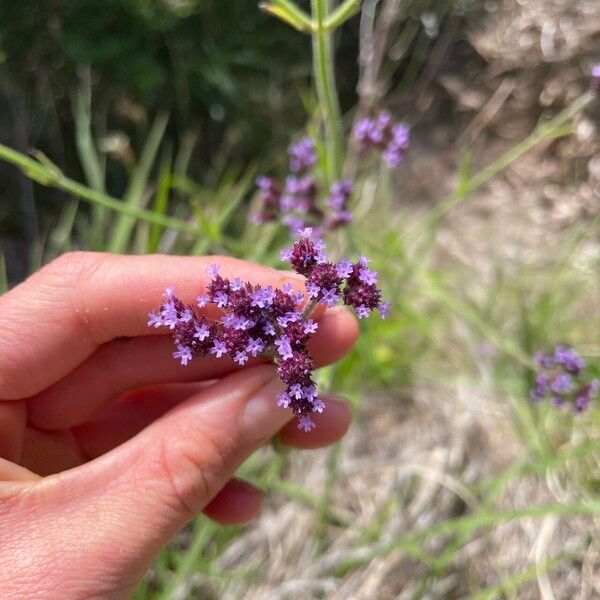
2,365,290,599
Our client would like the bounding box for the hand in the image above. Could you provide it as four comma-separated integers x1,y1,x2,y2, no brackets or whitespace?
0,252,358,599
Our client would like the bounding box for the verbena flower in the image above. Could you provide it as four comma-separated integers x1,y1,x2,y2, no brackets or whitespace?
149,228,387,431
353,111,410,168
592,64,600,94
252,113,409,236
288,136,317,173
530,345,598,413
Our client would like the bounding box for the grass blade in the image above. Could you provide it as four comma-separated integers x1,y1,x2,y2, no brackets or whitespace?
108,111,169,253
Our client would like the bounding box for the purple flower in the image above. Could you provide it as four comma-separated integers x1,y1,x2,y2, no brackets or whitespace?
311,397,325,413
288,136,317,173
530,345,597,413
575,394,590,412
246,337,266,357
275,336,293,360
206,264,220,278
289,383,304,399
213,291,229,308
307,282,321,299
554,345,585,374
319,288,340,307
356,305,370,319
210,340,228,358
354,112,410,169
282,216,306,235
550,373,573,394
302,385,318,402
383,123,410,168
304,320,318,334
250,287,274,309
277,392,291,408
592,64,600,94
230,277,243,291
147,312,163,328
530,373,549,401
194,323,211,341
263,322,276,336
297,415,316,432
378,302,391,319
325,179,352,211
280,247,293,262
277,311,301,327
534,351,554,369
150,231,387,431
173,344,192,366
336,260,354,279
359,268,378,285
234,351,249,366
161,301,180,330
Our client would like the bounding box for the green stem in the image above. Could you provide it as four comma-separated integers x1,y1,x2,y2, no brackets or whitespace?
311,0,344,184
324,0,361,30
413,92,594,238
302,298,319,319
0,142,200,237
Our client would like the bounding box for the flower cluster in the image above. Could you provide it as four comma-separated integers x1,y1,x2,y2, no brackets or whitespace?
252,115,410,236
530,345,598,413
252,136,349,235
353,111,410,168
149,228,388,432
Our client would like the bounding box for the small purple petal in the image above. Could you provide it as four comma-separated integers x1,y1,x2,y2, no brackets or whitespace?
230,277,243,291
378,302,391,319
147,312,163,328
214,291,229,308
356,305,370,319
304,320,318,334
297,415,316,432
173,344,192,366
206,264,220,278
319,288,340,308
311,397,325,413
307,283,321,299
246,337,266,357
359,268,378,285
263,322,276,336
336,260,354,279
234,351,249,366
280,247,293,262
275,336,293,360
210,340,228,358
193,323,210,341
289,383,303,399
277,392,291,408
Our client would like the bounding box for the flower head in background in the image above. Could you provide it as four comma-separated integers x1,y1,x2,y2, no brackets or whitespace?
353,111,410,168
530,345,598,413
252,113,410,236
149,229,387,431
288,136,317,173
592,64,600,95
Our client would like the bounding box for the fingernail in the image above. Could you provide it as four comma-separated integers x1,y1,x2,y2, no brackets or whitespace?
241,377,290,443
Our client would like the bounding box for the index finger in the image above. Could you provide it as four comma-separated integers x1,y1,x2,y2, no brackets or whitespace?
0,252,309,399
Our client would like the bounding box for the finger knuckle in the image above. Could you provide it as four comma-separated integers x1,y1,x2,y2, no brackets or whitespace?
155,430,230,517
40,251,105,290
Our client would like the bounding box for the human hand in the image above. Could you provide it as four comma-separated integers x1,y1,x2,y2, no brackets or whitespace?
0,252,358,599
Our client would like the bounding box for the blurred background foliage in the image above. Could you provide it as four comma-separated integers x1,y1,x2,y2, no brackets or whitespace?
0,0,484,281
